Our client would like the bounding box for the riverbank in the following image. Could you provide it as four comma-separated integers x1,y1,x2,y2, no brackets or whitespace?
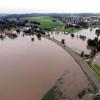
87,61,100,78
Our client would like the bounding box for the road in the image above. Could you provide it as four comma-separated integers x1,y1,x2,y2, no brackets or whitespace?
42,35,100,92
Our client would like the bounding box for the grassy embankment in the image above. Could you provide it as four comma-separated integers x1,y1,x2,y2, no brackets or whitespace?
86,61,100,78
56,27,82,33
26,16,82,33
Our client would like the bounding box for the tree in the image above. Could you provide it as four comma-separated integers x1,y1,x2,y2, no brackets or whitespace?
95,29,100,37
61,39,65,44
78,21,88,28
52,19,57,22
16,29,20,33
87,37,98,47
90,49,96,57
36,34,41,40
31,21,40,25
97,44,100,51
80,51,84,57
31,37,34,41
71,34,74,38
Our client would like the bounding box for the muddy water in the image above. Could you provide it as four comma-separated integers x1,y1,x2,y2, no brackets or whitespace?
93,53,100,66
47,28,99,54
0,36,91,100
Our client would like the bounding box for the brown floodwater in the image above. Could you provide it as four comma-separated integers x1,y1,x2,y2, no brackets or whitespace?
0,35,91,100
93,53,100,66
47,28,99,54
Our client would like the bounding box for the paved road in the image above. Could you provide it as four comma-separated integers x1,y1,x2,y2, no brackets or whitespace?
42,35,100,92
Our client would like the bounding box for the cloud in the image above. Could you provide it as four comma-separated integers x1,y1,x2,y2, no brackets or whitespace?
0,0,99,13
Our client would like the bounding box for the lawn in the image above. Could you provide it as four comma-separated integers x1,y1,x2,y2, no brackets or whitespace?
56,27,82,33
26,16,64,29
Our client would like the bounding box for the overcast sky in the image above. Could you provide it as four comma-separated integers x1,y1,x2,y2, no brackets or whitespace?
0,0,100,14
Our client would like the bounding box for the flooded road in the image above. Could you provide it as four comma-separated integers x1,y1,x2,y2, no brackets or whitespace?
0,35,91,100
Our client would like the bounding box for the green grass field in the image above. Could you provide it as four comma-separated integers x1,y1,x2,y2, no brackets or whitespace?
26,16,64,29
56,27,82,33
26,16,82,32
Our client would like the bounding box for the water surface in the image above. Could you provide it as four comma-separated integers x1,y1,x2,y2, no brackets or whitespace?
47,28,99,54
0,35,91,100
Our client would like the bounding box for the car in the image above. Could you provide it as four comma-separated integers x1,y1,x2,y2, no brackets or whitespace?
95,93,100,97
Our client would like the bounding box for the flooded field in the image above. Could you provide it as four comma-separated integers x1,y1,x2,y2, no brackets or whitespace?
47,28,99,54
0,35,91,100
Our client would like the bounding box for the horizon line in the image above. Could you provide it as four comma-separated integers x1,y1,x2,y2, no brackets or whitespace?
0,12,100,15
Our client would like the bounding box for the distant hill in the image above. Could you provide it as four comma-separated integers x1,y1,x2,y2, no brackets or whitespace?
1,13,100,19
0,14,9,18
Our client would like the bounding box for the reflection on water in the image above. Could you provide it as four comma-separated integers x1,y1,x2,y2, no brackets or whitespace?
47,28,99,54
0,35,91,100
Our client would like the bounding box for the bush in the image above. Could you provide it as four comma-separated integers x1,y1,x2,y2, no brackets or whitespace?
93,96,100,100
78,89,86,98
42,89,56,100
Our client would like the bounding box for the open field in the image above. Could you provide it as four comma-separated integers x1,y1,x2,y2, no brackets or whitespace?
26,16,64,28
26,16,82,33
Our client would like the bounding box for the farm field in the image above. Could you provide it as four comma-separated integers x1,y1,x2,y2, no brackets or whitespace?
26,16,64,28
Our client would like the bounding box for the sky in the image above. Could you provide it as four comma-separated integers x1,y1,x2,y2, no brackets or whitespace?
0,0,100,14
